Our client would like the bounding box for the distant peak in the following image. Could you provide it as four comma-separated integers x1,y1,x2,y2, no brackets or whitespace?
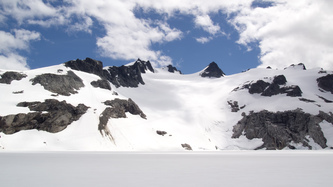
133,59,154,73
200,62,225,78
284,63,306,70
166,65,182,74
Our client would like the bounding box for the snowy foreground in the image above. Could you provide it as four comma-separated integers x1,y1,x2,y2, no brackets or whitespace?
1,151,332,187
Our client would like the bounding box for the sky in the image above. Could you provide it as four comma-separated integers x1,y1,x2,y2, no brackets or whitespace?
0,0,333,75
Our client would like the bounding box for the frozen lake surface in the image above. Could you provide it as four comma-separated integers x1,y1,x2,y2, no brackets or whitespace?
1,151,332,187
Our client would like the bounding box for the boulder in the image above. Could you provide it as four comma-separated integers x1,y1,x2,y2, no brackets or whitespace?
0,99,88,134
31,71,84,96
0,71,27,84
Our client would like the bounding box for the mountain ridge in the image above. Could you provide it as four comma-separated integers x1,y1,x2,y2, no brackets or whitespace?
1,58,333,151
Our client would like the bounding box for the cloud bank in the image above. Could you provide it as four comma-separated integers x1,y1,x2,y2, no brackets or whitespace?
0,0,332,71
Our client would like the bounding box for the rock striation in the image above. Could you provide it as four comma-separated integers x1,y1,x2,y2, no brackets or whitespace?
232,109,333,150
0,71,27,84
0,99,88,134
31,71,84,96
200,62,225,78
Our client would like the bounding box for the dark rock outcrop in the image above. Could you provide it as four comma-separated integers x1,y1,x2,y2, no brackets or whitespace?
104,98,146,119
181,143,193,150
166,65,182,74
232,109,333,150
227,100,245,112
65,58,154,88
65,58,105,77
0,99,88,134
90,79,111,90
104,59,154,87
200,62,225,78
98,98,146,142
0,71,27,84
249,80,270,94
317,74,333,94
156,130,167,136
246,75,302,97
31,71,84,96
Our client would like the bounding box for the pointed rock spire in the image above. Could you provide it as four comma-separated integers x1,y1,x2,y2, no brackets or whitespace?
200,62,225,78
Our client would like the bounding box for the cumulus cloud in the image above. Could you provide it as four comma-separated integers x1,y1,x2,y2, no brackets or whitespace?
1,0,333,71
0,29,40,70
194,15,220,35
231,0,333,69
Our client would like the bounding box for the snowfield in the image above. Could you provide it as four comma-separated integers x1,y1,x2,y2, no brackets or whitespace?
0,151,332,187
1,61,333,150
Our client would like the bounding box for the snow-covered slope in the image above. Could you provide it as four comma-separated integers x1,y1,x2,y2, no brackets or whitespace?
1,59,333,151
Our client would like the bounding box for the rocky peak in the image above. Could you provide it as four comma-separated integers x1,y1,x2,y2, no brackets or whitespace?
104,59,154,88
200,62,225,78
166,65,182,74
133,58,154,73
284,63,307,70
64,57,105,77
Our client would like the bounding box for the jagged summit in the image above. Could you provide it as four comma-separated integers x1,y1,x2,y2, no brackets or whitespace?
65,58,154,88
200,62,225,78
165,65,182,74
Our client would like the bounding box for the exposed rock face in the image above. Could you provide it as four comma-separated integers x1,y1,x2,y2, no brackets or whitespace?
317,74,333,94
246,75,302,97
248,80,270,94
103,98,146,119
65,58,154,88
166,65,182,74
232,109,333,150
200,62,225,78
181,143,193,150
90,79,111,90
0,71,27,84
0,99,88,134
64,58,105,77
98,98,146,141
104,59,154,87
31,71,84,96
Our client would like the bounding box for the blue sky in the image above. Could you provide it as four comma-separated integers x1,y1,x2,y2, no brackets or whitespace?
1,0,333,74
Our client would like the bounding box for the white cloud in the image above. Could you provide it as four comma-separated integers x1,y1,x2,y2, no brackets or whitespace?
195,37,213,44
194,15,220,35
0,53,29,71
2,0,333,71
231,0,333,69
0,29,40,70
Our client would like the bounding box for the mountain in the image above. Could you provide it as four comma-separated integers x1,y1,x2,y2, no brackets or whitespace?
1,59,333,151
